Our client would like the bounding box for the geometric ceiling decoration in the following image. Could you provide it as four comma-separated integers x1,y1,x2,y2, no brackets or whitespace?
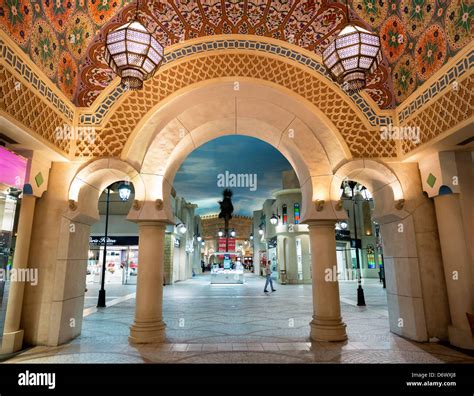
78,37,394,128
0,0,472,109
74,51,398,159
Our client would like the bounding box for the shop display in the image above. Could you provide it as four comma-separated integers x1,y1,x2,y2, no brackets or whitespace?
210,262,244,284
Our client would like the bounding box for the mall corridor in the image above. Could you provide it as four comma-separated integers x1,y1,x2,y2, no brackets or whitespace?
5,274,473,364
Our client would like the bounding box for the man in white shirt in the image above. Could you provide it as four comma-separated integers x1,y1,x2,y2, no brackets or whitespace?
264,260,276,293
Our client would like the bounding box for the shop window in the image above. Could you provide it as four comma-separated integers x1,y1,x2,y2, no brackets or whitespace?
294,203,300,224
296,238,303,280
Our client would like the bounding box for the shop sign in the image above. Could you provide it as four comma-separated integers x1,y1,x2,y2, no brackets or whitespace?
217,237,236,259
89,236,138,246
0,146,27,189
336,230,351,242
217,237,236,252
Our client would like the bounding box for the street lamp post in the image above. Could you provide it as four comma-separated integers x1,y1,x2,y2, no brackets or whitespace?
97,182,132,308
347,181,366,307
97,187,110,308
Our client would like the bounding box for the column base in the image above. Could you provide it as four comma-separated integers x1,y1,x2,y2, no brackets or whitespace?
310,316,348,342
129,320,166,344
448,325,474,350
2,329,24,354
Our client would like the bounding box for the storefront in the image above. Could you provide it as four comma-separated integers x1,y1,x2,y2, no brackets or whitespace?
88,236,139,285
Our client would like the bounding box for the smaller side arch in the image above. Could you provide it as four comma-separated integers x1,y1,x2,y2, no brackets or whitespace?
68,158,146,224
330,159,407,223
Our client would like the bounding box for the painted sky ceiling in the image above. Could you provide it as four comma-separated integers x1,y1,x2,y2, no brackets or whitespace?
0,1,472,109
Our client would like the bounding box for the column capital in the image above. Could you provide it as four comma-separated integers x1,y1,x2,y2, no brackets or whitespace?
135,220,171,228
303,219,337,228
127,199,174,224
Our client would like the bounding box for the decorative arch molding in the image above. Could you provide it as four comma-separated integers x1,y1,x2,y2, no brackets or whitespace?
123,79,364,225
76,42,397,159
68,157,146,225
123,79,350,173
79,36,392,128
330,159,407,223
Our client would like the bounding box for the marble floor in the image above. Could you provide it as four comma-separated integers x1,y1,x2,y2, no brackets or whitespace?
4,274,474,364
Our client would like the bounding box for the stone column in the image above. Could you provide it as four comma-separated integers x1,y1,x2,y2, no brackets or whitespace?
434,193,474,349
308,220,347,341
129,221,167,343
2,194,36,353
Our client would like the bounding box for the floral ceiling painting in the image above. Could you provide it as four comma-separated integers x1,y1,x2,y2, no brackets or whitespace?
0,0,472,108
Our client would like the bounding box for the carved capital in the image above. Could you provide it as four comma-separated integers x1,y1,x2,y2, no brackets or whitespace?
68,199,77,211
155,199,164,210
395,199,405,210
315,199,325,212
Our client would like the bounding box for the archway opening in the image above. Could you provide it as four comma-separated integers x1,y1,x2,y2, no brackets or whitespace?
85,182,138,309
161,134,316,345
335,179,390,346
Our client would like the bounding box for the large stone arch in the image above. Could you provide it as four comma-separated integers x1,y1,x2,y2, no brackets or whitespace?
123,79,353,225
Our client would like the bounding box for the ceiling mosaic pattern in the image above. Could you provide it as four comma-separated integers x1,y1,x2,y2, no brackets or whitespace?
0,1,472,109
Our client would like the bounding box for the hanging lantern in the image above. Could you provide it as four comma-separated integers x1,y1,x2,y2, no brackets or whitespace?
104,2,163,90
322,3,382,92
118,181,132,201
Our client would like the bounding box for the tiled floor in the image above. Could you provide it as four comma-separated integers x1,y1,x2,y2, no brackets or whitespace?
5,274,474,364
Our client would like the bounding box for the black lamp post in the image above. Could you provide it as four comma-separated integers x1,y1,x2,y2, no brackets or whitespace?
97,181,131,308
345,181,366,307
97,186,110,308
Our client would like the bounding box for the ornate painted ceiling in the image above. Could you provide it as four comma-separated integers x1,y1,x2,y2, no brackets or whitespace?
0,1,472,109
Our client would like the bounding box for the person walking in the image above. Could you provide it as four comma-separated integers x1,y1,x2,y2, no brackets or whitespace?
264,260,276,293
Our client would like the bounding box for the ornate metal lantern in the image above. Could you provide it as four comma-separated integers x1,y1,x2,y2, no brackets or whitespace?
105,2,163,90
322,4,382,92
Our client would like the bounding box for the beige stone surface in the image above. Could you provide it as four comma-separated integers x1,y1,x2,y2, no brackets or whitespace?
2,195,36,353
308,221,347,342
386,293,428,342
380,218,418,258
434,193,474,349
52,259,88,302
21,162,79,345
129,222,167,343
384,257,423,298
48,295,85,346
